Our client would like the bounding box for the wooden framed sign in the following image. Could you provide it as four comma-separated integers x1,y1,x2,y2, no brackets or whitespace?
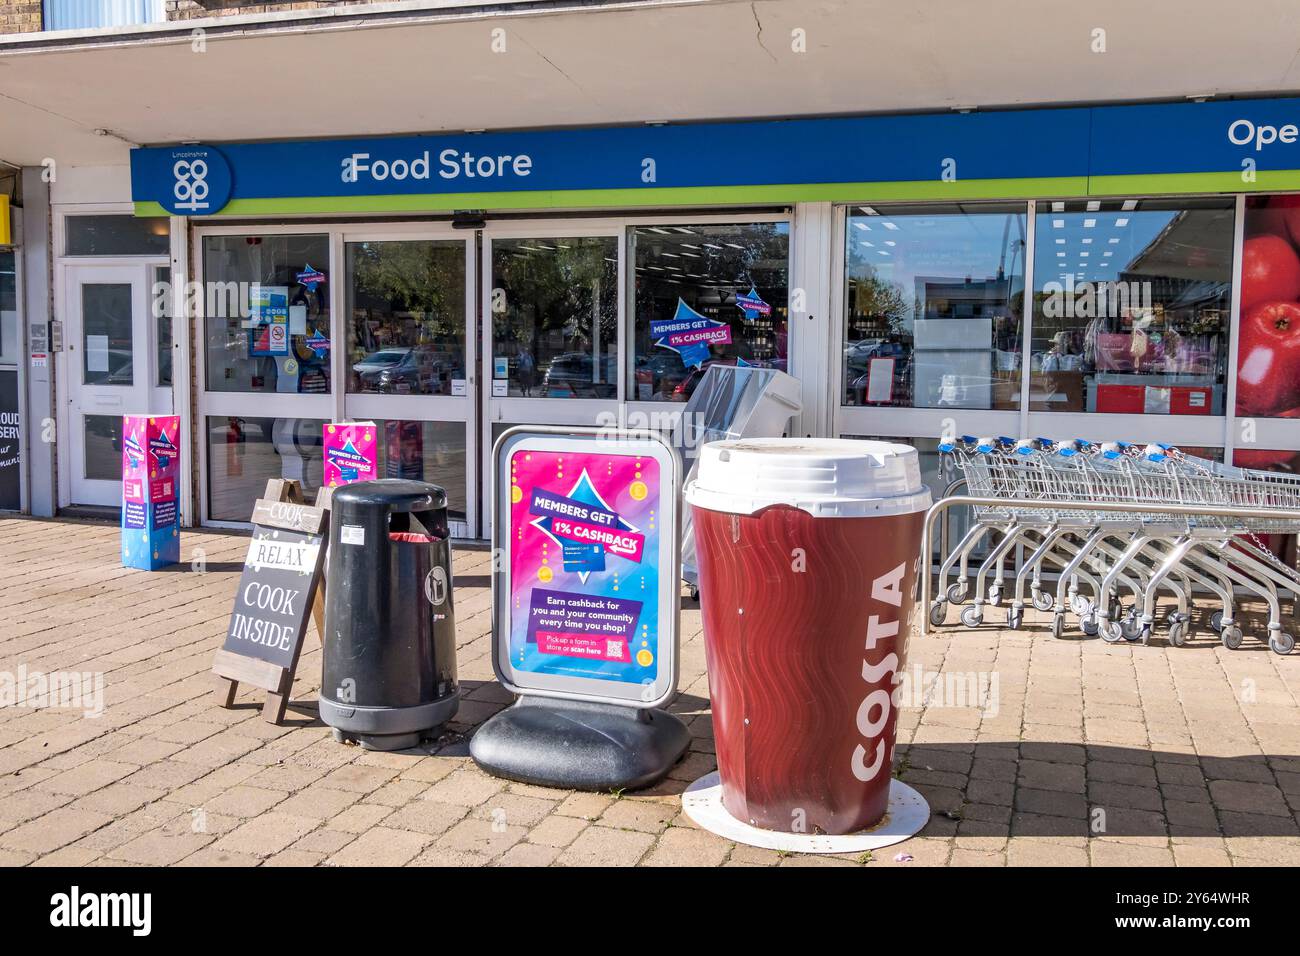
213,480,331,723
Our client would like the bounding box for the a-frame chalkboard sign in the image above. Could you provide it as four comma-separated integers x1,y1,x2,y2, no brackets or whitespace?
212,479,333,724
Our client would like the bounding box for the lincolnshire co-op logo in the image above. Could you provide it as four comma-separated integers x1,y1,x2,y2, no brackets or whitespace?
159,144,233,216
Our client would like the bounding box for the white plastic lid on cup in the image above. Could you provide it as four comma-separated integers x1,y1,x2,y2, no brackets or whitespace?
684,437,932,518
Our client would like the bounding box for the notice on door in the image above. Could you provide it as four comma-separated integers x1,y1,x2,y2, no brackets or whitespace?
86,335,109,373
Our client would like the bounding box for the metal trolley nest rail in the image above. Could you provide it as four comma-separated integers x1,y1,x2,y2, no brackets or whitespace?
925,436,1300,655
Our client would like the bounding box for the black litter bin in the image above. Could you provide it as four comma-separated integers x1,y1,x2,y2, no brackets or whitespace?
320,479,459,750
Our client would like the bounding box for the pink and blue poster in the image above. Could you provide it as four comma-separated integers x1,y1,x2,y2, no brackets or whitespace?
651,298,732,369
507,448,663,685
323,421,378,487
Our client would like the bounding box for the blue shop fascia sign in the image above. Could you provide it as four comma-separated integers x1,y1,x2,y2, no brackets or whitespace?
131,96,1300,217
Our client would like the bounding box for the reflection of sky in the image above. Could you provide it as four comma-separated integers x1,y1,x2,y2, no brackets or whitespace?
1033,211,1168,285
846,213,1025,328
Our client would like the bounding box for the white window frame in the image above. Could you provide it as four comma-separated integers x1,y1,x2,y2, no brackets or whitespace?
192,222,339,528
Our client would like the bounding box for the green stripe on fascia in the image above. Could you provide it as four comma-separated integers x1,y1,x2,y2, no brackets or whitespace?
1088,170,1300,195
134,177,1090,217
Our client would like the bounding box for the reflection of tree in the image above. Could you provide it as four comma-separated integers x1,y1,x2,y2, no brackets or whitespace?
850,272,910,334
350,242,464,346
494,240,617,351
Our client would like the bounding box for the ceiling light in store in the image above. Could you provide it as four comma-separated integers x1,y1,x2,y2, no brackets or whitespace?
1103,251,1113,257
1086,201,1100,212
1121,200,1139,211
674,228,695,234
1057,252,1066,257
1051,201,1064,212
1083,219,1096,228
877,250,890,255
661,252,680,258
681,243,700,249
725,243,746,250
1080,252,1089,257
882,221,899,230
1115,218,1129,227
648,227,674,235
860,241,875,247
1052,219,1064,228
884,240,896,247
1056,238,1065,244
853,222,870,231
861,206,879,216
1109,237,1120,244
1082,238,1092,244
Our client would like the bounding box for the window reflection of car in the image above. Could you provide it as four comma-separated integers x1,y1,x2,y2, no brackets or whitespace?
634,352,692,400
353,347,446,394
541,352,618,398
103,350,135,385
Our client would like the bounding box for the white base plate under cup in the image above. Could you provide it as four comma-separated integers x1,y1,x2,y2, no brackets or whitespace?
682,772,930,854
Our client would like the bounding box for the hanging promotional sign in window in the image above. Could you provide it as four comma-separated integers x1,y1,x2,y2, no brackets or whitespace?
249,286,290,357
492,426,680,708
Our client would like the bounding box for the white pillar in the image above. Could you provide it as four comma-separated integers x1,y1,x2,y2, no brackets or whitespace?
788,201,836,439
21,170,54,517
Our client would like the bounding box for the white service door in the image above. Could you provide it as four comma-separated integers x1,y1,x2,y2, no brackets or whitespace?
65,263,170,506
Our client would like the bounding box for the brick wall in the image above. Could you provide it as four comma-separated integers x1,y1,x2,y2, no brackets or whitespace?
166,0,375,21
0,0,43,34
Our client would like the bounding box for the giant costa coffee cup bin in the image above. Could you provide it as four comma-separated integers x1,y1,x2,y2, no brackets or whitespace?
684,438,931,835
320,479,459,751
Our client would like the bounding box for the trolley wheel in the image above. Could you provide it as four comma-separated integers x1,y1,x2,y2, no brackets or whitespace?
1032,590,1054,612
1209,609,1224,632
960,605,983,628
1007,607,1023,630
1140,624,1152,646
1120,617,1145,642
988,584,1003,606
1051,614,1064,640
1220,625,1244,650
1270,631,1295,656
1167,621,1187,647
1102,621,1126,644
1081,616,1100,637
928,601,948,628
947,582,968,603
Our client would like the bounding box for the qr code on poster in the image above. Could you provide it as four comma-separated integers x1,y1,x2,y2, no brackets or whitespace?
606,640,622,659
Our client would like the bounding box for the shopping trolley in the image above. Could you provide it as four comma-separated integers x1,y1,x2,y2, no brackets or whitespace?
930,436,1300,654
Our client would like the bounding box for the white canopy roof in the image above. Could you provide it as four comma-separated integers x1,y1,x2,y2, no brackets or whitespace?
3,0,1300,168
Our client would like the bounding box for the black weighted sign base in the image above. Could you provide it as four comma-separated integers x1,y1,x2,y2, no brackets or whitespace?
470,696,689,792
